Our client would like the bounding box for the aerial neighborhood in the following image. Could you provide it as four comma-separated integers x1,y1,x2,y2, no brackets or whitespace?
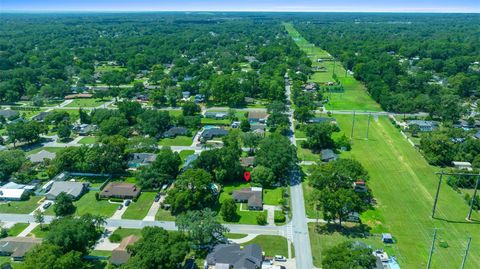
0,8,479,269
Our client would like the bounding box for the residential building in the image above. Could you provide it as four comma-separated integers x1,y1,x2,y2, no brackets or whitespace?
0,182,36,201
28,150,56,163
183,154,199,170
232,187,263,210
99,182,141,200
205,112,228,120
240,156,255,167
73,123,97,136
182,91,191,100
163,127,188,138
127,153,157,168
32,111,52,122
452,161,473,171
205,244,263,269
406,120,439,132
0,237,42,261
201,128,228,141
45,181,88,200
248,111,268,124
0,110,19,119
110,235,140,266
321,149,338,162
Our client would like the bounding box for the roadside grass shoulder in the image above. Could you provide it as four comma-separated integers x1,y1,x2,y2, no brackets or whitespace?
7,223,29,236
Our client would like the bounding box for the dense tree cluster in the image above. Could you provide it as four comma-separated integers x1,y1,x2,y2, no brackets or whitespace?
322,241,377,269
295,13,480,120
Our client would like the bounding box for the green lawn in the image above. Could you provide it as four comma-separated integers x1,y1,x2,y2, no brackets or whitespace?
158,136,193,146
284,22,382,112
74,191,118,217
28,224,49,238
306,114,480,268
109,228,142,242
220,204,267,225
96,65,126,73
78,136,98,144
52,109,80,121
241,235,289,257
122,192,156,220
225,233,247,239
179,150,195,162
165,109,183,117
65,98,110,108
7,223,29,236
201,118,231,126
263,187,284,206
296,144,320,162
88,250,112,258
155,208,176,221
0,196,42,214
26,146,64,155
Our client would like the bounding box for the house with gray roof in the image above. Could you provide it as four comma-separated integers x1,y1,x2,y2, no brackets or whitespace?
45,181,87,200
0,237,42,261
128,153,157,168
205,112,228,120
0,110,19,120
28,150,56,163
32,111,52,122
205,244,263,269
163,126,188,138
406,120,439,132
232,187,263,210
201,128,228,141
321,149,338,162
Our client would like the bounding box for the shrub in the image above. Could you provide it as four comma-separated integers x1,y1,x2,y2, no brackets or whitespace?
109,233,122,243
256,214,267,225
274,210,286,224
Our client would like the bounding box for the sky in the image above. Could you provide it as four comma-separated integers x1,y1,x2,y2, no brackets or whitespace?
1,0,479,13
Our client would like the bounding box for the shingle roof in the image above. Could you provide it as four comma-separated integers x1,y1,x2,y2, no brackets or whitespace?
321,149,337,162
163,126,188,137
248,111,268,119
232,187,263,208
0,237,42,259
28,150,56,163
206,244,263,269
46,181,86,200
100,182,140,199
110,235,140,265
201,128,228,140
0,110,19,119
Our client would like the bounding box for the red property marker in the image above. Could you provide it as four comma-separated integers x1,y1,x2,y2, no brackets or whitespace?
244,172,251,182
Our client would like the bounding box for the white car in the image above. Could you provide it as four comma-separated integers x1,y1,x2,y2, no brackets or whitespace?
274,255,287,262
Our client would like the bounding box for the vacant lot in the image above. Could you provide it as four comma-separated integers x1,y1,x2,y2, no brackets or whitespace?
158,135,193,146
306,114,480,268
0,196,42,214
241,235,289,257
122,192,156,220
65,98,110,108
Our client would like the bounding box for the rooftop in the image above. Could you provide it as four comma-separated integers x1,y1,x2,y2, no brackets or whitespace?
100,182,141,199
206,244,263,269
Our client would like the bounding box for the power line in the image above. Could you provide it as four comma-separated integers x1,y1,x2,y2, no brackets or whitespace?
432,172,444,218
426,228,437,269
460,237,472,269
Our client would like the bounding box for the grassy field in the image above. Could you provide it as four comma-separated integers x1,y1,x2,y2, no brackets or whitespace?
179,150,195,162
75,191,118,217
122,192,156,220
109,228,142,242
155,208,176,221
0,196,42,214
65,98,110,108
158,135,193,146
306,114,480,268
78,136,98,144
7,223,29,236
28,225,49,238
263,187,284,206
296,143,320,162
52,109,80,121
241,235,289,257
201,118,231,125
284,23,382,112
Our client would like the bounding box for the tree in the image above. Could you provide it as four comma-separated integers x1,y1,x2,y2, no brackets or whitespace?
78,108,90,124
256,133,297,180
22,244,85,269
308,159,369,190
57,122,71,141
318,188,363,225
256,214,267,225
294,106,314,123
99,116,128,136
303,122,336,152
34,209,45,229
176,208,229,246
45,214,105,254
251,165,275,187
7,121,47,147
220,198,238,222
137,147,181,189
117,100,143,125
138,109,171,137
150,89,167,108
419,131,455,166
53,193,76,217
166,169,217,215
123,227,190,269
240,118,251,132
322,241,376,269
0,150,26,181
182,101,200,116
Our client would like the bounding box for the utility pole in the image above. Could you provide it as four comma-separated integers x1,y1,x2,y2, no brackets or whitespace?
466,175,480,221
426,228,437,269
366,113,371,140
460,237,472,269
332,59,336,76
432,172,444,218
350,111,356,138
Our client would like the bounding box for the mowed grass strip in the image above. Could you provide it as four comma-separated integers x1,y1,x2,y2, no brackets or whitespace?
158,136,193,146
284,22,382,112
320,114,480,268
122,192,156,220
7,223,29,236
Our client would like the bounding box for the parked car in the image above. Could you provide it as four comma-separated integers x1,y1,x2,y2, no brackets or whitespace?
124,200,131,206
274,255,287,262
117,205,123,210
154,195,160,202
42,202,52,209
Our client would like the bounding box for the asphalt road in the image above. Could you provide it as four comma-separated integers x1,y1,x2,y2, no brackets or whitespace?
285,77,315,269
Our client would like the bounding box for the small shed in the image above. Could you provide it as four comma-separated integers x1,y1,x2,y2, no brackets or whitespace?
382,233,394,244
